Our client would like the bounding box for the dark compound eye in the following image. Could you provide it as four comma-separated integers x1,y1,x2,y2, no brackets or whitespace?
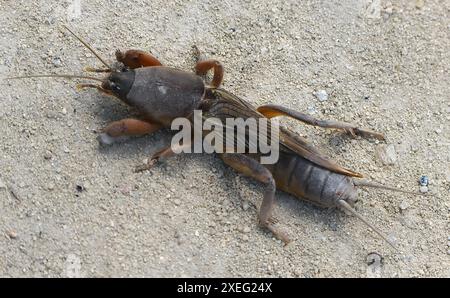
110,81,121,91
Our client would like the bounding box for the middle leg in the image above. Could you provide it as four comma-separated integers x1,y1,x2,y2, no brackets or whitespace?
195,59,224,88
193,46,224,88
134,141,192,173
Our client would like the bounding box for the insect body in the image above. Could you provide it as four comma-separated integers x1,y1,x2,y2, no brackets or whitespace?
200,89,409,247
9,26,418,249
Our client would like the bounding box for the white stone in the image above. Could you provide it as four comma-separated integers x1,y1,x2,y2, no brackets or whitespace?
314,90,328,101
375,144,397,165
419,186,428,193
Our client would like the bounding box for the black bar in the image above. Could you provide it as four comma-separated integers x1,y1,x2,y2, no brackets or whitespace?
0,277,443,297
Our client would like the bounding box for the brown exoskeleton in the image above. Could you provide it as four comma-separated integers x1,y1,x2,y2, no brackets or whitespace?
9,26,421,250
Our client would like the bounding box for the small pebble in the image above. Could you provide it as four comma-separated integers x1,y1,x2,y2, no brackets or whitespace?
43,150,52,160
419,175,429,186
415,0,425,9
243,226,251,233
52,57,62,67
307,106,317,114
399,200,409,210
76,185,85,192
47,183,55,191
242,201,250,211
314,90,328,101
0,178,6,190
97,133,115,146
293,269,302,277
45,16,55,25
419,186,428,193
242,235,249,241
175,232,184,245
173,199,181,206
366,252,382,266
375,144,397,165
7,230,17,239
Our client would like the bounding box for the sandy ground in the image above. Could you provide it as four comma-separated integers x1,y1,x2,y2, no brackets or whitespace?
0,0,449,277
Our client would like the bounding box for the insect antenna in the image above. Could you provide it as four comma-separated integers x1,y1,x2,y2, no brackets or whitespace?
84,67,111,73
61,25,112,70
337,199,398,251
6,74,104,82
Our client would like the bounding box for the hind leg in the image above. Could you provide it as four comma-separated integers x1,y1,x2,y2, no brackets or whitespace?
115,49,162,68
220,153,290,244
257,104,385,140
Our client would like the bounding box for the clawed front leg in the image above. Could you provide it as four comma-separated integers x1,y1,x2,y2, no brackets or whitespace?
98,118,162,146
257,104,385,140
116,49,162,69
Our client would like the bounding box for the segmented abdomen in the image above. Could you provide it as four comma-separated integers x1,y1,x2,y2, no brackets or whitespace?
267,152,354,208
